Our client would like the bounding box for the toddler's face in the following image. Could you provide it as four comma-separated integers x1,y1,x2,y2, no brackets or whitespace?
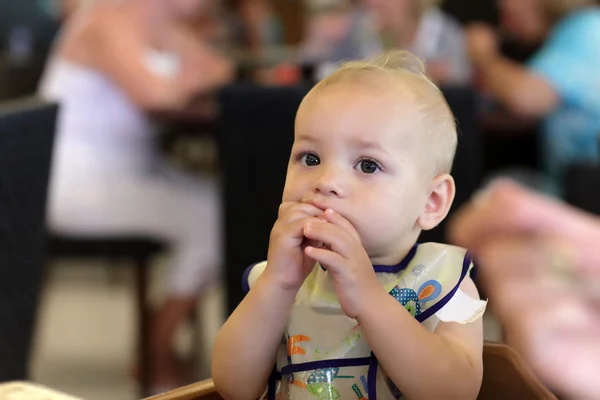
282,82,432,265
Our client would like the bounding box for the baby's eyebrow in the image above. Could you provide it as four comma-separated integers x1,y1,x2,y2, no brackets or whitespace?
352,139,392,157
294,134,319,143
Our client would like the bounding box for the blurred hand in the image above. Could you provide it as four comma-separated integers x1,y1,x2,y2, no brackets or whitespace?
466,23,500,69
450,179,600,399
183,40,235,91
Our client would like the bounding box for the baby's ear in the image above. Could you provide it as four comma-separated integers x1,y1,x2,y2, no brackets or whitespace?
417,174,456,231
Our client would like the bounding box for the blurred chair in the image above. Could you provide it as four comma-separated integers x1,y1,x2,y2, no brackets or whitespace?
48,234,165,390
0,98,57,382
217,83,311,315
479,342,558,400
565,160,600,216
48,235,166,397
143,342,555,400
218,84,483,315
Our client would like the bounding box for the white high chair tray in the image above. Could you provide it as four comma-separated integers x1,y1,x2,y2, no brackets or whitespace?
0,382,83,400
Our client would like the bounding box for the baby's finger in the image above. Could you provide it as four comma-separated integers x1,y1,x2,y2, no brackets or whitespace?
304,246,345,273
303,220,354,258
281,211,326,227
279,202,324,218
279,217,326,242
323,209,361,244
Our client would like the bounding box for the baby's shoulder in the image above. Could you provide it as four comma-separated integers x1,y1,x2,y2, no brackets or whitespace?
242,261,268,293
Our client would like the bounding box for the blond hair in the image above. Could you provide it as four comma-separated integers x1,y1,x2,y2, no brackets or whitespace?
539,0,596,23
312,50,458,175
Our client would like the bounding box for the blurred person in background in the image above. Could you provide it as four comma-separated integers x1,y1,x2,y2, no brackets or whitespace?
450,179,600,400
299,0,471,84
235,0,283,52
467,0,600,196
57,0,89,19
37,0,91,21
203,0,283,52
38,0,233,392
298,0,377,65
363,0,471,84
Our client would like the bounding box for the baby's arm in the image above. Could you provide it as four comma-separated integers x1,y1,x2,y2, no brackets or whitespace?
358,277,484,400
211,273,295,400
212,202,325,399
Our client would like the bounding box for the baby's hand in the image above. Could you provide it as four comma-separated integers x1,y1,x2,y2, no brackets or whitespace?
303,209,383,319
264,202,325,291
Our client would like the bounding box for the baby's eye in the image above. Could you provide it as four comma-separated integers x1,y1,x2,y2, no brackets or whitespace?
301,153,321,166
357,159,381,174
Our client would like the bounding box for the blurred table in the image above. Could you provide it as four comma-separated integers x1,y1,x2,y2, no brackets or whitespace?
0,53,46,101
150,95,219,129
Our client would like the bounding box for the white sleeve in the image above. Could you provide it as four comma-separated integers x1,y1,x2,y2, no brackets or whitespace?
435,289,487,324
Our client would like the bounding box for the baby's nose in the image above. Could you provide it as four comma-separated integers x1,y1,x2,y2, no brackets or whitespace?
314,168,345,197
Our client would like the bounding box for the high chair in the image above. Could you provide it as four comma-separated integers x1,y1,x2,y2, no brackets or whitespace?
479,342,558,400
143,379,222,400
144,343,557,400
0,100,57,382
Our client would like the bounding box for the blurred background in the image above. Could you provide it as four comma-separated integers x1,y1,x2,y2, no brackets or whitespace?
0,0,598,398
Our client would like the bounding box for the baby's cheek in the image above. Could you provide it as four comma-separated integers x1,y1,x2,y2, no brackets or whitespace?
281,182,302,202
357,216,393,247
366,210,411,243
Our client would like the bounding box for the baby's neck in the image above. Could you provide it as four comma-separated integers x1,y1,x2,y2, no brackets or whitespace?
369,242,417,267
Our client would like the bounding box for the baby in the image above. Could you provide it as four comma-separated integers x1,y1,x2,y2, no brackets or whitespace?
212,51,487,400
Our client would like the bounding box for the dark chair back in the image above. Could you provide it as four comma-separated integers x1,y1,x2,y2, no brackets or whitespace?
0,98,56,381
218,84,311,314
219,85,482,314
565,161,600,216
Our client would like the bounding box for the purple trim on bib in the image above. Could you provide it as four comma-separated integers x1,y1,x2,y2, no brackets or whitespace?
469,261,478,281
259,245,473,399
372,244,419,273
242,262,259,294
280,357,371,374
245,244,419,293
367,352,378,398
267,366,280,400
415,252,472,323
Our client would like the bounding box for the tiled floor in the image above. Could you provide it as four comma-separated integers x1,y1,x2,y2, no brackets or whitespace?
30,261,502,400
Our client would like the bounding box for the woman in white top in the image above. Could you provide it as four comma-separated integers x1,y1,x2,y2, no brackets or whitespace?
38,0,233,391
